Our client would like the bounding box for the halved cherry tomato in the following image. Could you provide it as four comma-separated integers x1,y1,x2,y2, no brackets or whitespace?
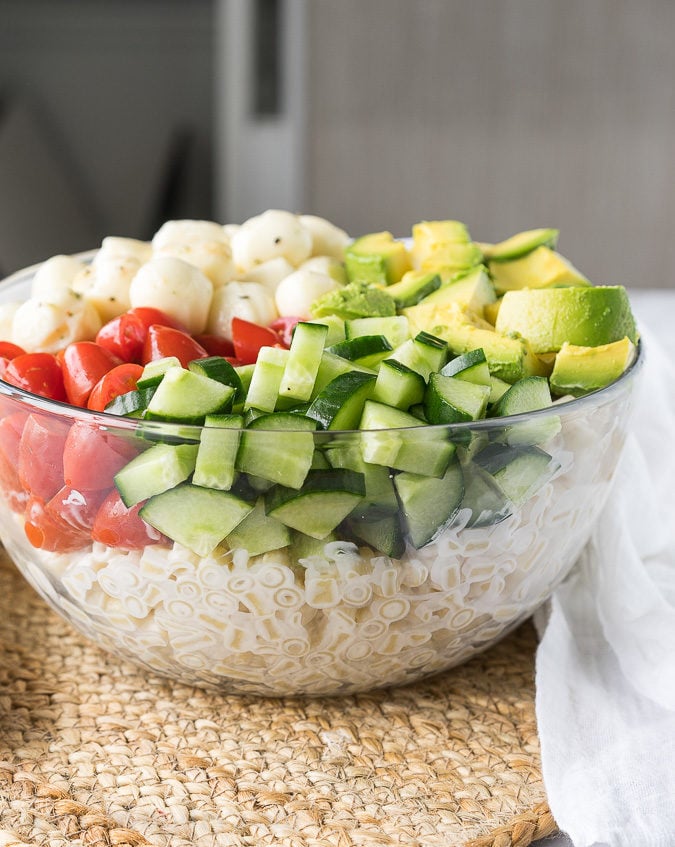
46,485,109,533
24,495,89,552
142,325,209,368
87,363,144,412
61,342,123,407
0,341,26,360
18,414,69,501
231,317,286,365
92,489,167,549
62,421,140,490
129,307,186,333
3,352,67,401
269,316,303,348
96,307,186,363
193,333,236,359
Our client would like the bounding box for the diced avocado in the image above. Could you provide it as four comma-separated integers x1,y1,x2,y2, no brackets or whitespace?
495,286,639,353
550,337,636,397
344,231,411,286
488,245,590,295
420,242,484,275
310,281,397,320
411,219,470,267
404,265,496,323
484,298,502,326
480,228,559,262
386,270,442,308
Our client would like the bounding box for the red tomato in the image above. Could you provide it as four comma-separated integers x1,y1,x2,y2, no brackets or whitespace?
18,414,69,501
269,316,303,347
92,489,167,549
87,363,144,412
3,352,66,401
193,333,236,359
46,485,109,533
142,325,209,368
0,412,29,511
24,495,89,553
231,317,286,365
129,307,186,333
0,341,26,360
61,342,123,407
96,312,147,363
62,421,140,490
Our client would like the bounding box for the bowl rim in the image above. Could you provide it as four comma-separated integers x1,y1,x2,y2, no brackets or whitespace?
0,252,644,435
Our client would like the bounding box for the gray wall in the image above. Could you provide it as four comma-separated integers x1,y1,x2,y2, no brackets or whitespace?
306,1,675,288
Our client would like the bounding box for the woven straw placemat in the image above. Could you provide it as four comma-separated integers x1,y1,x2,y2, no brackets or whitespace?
0,549,556,847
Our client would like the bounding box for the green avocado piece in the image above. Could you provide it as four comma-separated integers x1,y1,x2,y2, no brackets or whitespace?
488,245,590,295
386,270,442,308
550,337,637,397
405,265,496,318
495,286,638,354
480,228,559,262
344,231,411,286
310,281,397,320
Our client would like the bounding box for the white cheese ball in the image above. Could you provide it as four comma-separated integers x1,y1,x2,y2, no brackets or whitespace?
72,258,140,323
207,281,278,340
231,210,312,271
0,302,21,342
222,223,241,241
152,219,236,287
30,254,85,301
244,257,295,291
299,214,350,259
300,255,348,285
129,256,213,334
12,293,102,353
94,236,152,266
274,268,341,318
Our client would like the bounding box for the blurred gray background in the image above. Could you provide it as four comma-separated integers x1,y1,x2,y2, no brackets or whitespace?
1,0,674,289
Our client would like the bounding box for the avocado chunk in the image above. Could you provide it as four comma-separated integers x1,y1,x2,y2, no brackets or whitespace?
550,337,636,397
480,228,559,262
488,245,590,295
344,231,411,286
411,219,471,267
404,265,496,321
310,281,397,320
495,286,638,353
420,241,484,274
386,270,441,308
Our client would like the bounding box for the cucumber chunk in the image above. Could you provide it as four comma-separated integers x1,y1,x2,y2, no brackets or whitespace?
474,444,560,505
145,367,234,423
424,373,491,424
137,356,181,389
324,440,398,510
491,375,561,445
279,321,328,402
193,414,243,491
327,334,393,369
189,356,244,404
105,386,156,417
140,483,254,557
460,462,513,528
345,315,410,349
306,371,376,430
265,469,366,539
236,412,317,489
310,350,375,399
244,346,290,412
388,331,448,380
114,442,199,507
371,359,425,410
344,506,406,559
441,348,491,386
395,461,464,548
224,498,291,556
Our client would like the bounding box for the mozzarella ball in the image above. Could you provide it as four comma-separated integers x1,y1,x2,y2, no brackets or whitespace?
244,257,295,291
129,256,213,334
72,258,140,323
299,214,350,259
152,219,228,252
94,236,152,266
300,255,348,285
222,223,241,241
12,296,102,353
231,210,312,271
207,281,277,340
30,255,85,301
274,269,341,318
152,219,236,287
0,302,21,342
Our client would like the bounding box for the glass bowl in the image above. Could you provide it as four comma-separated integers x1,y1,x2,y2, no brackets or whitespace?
0,259,643,696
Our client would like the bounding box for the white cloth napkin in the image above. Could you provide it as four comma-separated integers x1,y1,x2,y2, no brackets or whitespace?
535,321,675,847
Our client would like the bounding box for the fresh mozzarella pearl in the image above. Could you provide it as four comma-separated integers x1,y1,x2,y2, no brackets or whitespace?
152,220,228,252
299,214,350,259
0,302,21,342
274,269,341,318
12,296,102,353
30,255,85,301
94,237,152,266
231,210,312,271
207,281,278,340
300,255,348,285
129,256,213,334
72,259,140,322
243,257,295,291
152,220,236,287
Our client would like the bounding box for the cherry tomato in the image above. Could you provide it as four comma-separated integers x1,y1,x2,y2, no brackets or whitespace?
231,317,286,365
61,341,123,407
92,489,167,549
96,312,147,363
87,363,144,412
0,341,26,360
24,495,89,553
46,485,109,533
3,352,66,401
269,316,303,347
18,414,69,501
142,325,209,368
62,421,140,490
129,307,186,333
193,333,236,359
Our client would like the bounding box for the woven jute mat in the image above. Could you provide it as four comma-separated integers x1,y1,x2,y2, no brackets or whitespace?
0,549,556,847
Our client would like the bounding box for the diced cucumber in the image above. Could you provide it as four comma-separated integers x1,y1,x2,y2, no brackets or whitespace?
491,375,561,445
345,315,410,349
371,359,426,410
224,498,291,556
359,400,456,478
244,346,290,412
395,461,464,548
265,469,366,539
189,356,244,404
278,321,328,402
308,314,346,346
424,373,491,424
306,371,376,430
310,350,375,399
105,386,156,417
114,442,199,507
441,348,491,386
474,444,560,506
139,483,254,557
324,439,398,510
460,462,512,527
137,356,181,389
290,530,337,561
326,334,393,369
236,412,317,489
489,376,511,405
234,363,256,397
388,331,448,380
193,414,243,491
145,367,234,423
344,506,406,559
